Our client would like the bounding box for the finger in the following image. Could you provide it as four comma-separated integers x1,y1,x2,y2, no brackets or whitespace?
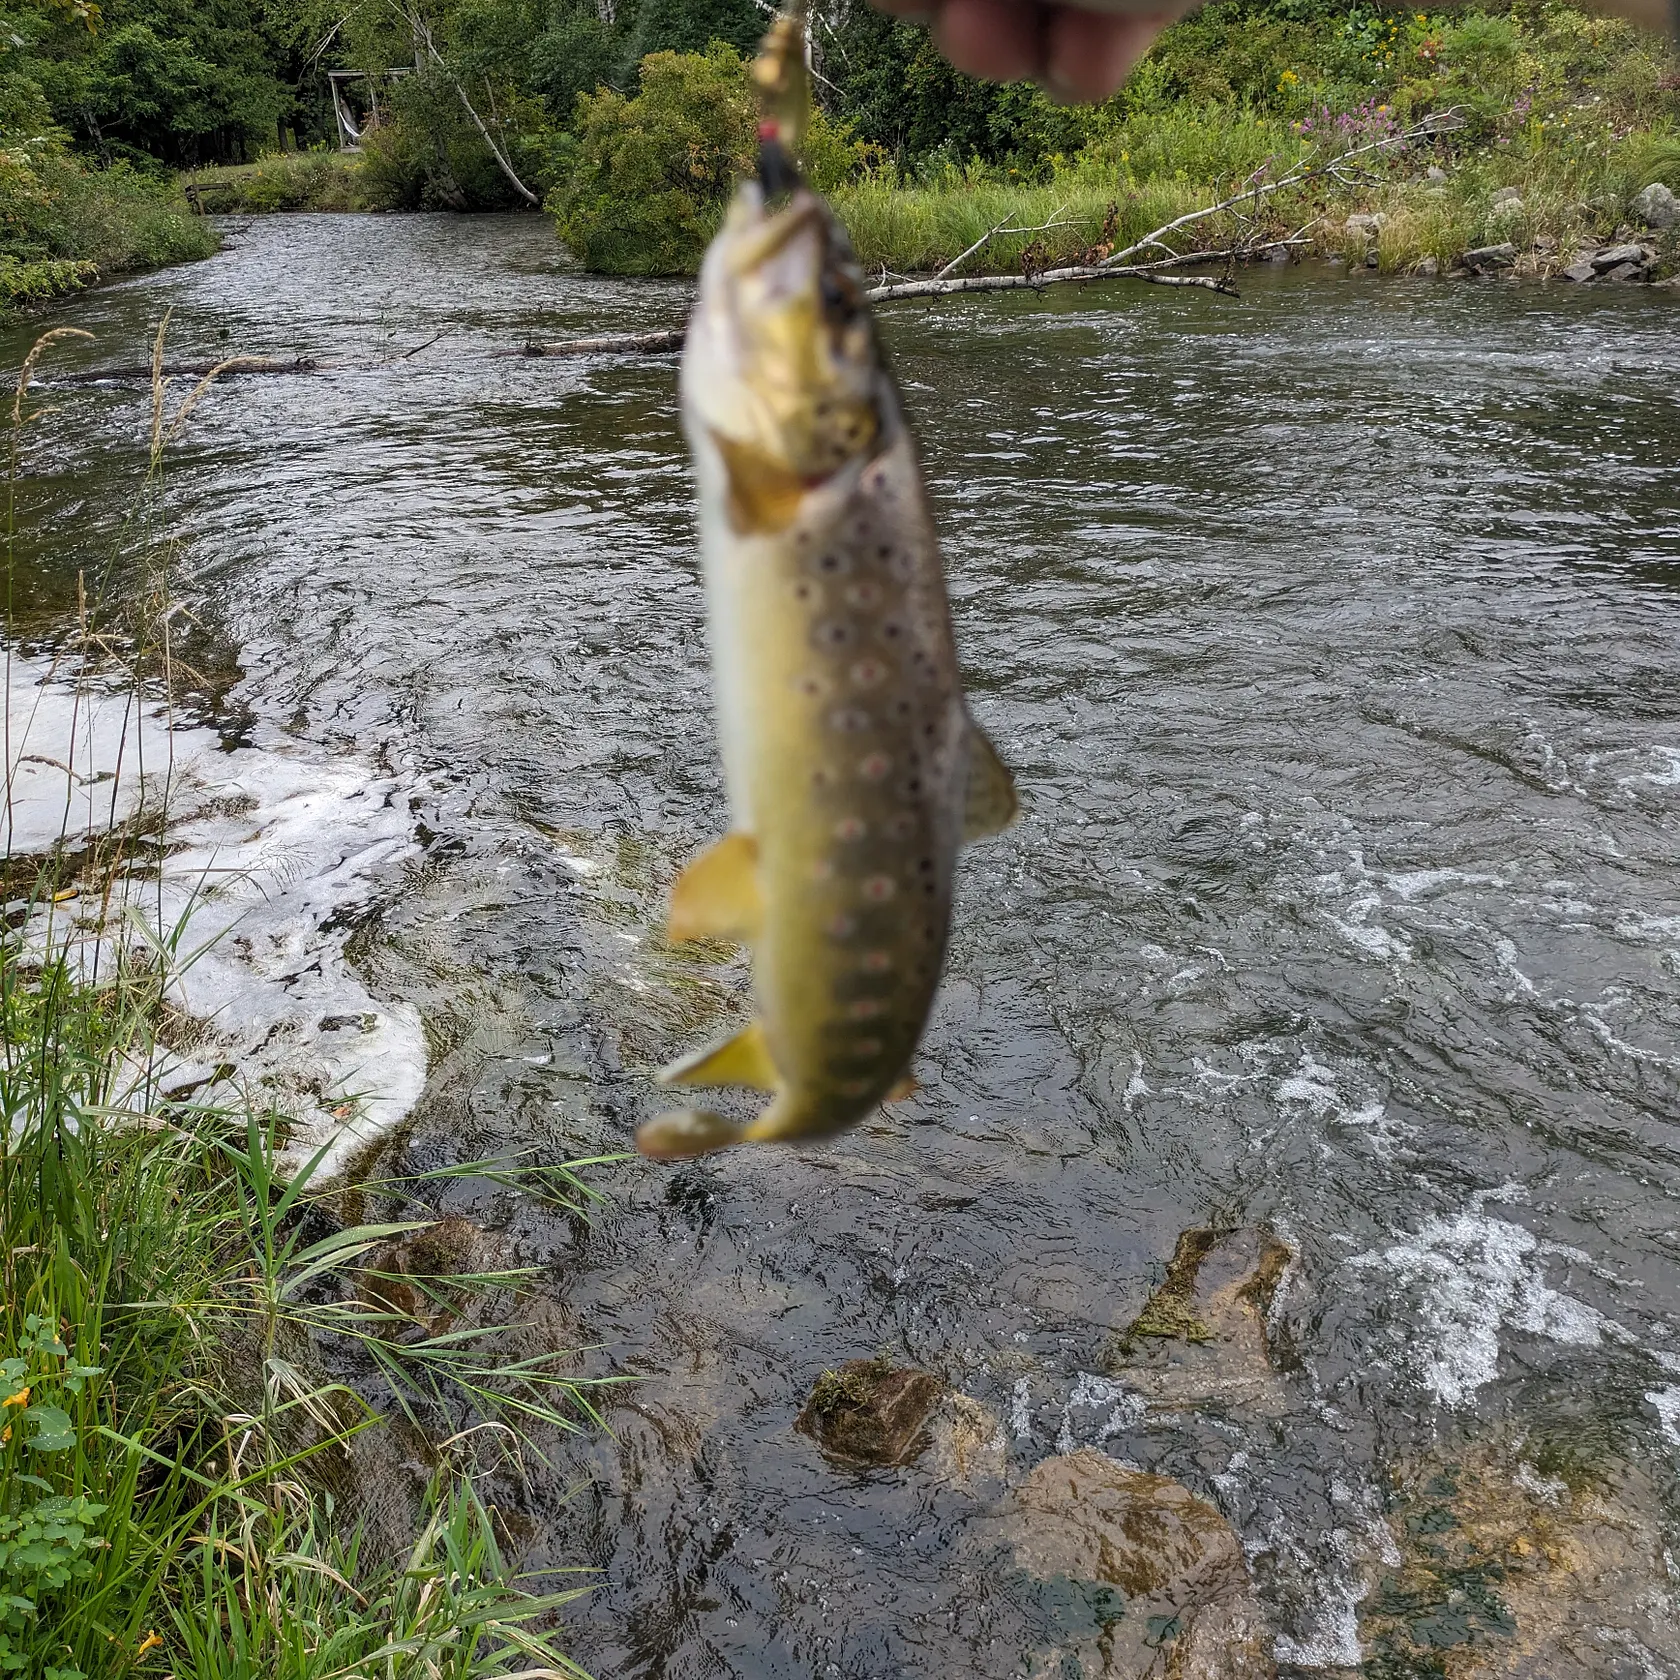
1043,7,1173,101
935,0,1049,83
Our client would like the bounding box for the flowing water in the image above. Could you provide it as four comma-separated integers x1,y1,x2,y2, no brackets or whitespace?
7,213,1680,1676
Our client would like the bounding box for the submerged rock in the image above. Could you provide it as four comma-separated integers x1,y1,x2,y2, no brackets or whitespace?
357,1215,485,1335
926,1392,1008,1490
1360,1440,1680,1676
1106,1226,1294,1413
1632,181,1678,230
795,1357,943,1467
1010,1450,1275,1679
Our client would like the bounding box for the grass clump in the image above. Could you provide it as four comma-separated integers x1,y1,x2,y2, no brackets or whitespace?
0,938,602,1678
179,152,370,214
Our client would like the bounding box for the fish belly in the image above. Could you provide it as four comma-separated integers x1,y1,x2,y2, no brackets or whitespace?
696,421,969,1138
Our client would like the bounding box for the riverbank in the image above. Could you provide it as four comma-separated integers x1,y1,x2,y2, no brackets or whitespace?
0,137,215,315
830,120,1680,283
0,943,593,1676
0,341,598,1672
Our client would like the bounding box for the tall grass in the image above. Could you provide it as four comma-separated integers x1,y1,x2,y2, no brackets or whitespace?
831,106,1680,280
1,331,606,1678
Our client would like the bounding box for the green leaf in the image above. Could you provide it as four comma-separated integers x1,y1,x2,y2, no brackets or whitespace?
26,1405,75,1452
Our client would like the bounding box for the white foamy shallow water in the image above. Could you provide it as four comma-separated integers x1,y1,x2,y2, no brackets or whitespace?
4,651,426,1179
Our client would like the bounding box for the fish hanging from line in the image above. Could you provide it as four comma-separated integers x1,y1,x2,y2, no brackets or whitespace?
635,4,1017,1161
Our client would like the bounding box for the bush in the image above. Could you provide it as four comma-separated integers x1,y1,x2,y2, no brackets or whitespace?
0,131,215,311
181,150,368,212
548,42,756,274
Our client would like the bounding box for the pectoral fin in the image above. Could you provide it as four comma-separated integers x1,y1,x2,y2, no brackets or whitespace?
669,831,762,945
657,1020,780,1092
962,722,1018,842
711,430,807,535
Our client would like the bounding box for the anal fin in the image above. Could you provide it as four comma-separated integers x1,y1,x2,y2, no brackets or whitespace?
657,1020,780,1092
669,831,761,945
962,721,1019,842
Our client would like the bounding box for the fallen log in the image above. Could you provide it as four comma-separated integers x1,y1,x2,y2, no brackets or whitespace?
508,329,689,358
48,355,318,385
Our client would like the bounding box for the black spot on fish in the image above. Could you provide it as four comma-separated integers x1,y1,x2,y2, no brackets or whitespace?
814,621,853,649
830,707,871,733
815,552,850,576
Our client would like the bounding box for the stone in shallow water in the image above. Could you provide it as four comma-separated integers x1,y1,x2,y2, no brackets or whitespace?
1463,243,1518,272
1105,1225,1294,1414
1559,260,1598,283
1010,1450,1275,1679
794,1358,943,1467
357,1214,485,1334
1359,1440,1680,1677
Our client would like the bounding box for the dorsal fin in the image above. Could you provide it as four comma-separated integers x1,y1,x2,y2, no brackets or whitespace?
963,722,1018,843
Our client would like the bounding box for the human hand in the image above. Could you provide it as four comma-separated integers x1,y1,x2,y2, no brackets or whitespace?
871,0,1195,103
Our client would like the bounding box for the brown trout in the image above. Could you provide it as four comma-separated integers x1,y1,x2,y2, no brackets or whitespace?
635,9,1016,1160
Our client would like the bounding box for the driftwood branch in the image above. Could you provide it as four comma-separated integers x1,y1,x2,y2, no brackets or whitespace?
46,356,318,384
504,329,689,358
935,204,1073,280
1101,109,1465,270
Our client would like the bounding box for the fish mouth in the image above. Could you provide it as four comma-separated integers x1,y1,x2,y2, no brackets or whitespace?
710,186,878,482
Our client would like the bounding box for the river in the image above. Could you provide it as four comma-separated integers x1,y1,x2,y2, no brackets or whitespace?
6,212,1679,1677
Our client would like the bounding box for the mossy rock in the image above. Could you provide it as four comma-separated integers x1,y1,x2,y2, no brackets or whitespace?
795,1357,944,1468
1107,1226,1295,1414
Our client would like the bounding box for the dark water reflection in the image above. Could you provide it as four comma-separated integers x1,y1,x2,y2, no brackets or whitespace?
7,213,1680,1675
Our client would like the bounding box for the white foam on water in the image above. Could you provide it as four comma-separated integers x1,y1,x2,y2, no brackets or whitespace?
1325,893,1412,962
1121,1051,1150,1112
1493,936,1537,995
1384,867,1506,901
1010,1376,1033,1441
1275,1051,1405,1152
1054,1372,1144,1454
1348,1200,1614,1407
1619,746,1680,791
4,654,427,1179
1648,1387,1680,1448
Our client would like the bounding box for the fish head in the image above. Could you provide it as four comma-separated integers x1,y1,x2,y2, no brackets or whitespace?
685,182,881,499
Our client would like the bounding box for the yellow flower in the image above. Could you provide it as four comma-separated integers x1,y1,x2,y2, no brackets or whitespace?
135,1631,163,1659
2,1387,28,1408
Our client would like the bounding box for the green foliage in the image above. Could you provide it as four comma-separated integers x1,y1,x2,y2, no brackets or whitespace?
0,127,214,312
180,148,365,211
548,39,755,274
9,0,289,166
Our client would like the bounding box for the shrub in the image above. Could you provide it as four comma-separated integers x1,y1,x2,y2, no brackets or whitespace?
0,132,215,311
548,43,756,274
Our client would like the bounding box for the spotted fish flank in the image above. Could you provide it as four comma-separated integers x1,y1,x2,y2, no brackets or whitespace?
635,9,1015,1161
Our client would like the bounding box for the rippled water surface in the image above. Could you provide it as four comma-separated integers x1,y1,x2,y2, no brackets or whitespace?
8,213,1680,1676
